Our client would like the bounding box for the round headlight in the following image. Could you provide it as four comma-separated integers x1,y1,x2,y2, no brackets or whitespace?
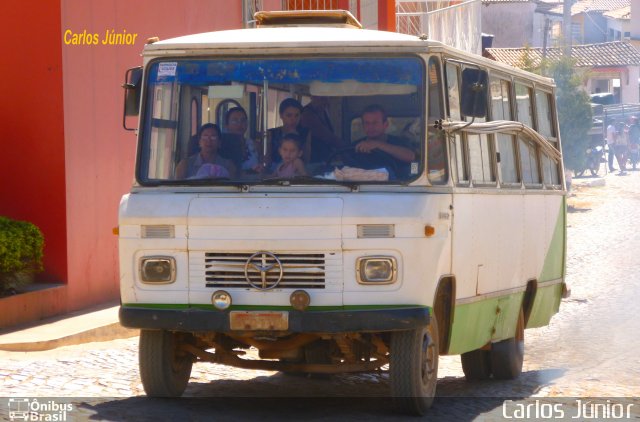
211,290,232,310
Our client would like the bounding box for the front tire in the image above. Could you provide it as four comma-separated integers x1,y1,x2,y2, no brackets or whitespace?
390,316,439,415
139,329,193,397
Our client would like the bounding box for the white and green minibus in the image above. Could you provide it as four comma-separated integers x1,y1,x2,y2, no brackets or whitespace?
118,10,567,415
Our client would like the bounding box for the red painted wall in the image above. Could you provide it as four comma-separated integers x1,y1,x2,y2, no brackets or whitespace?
60,0,245,308
0,3,68,284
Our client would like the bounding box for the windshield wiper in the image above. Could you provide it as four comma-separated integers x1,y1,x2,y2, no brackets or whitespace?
259,176,359,190
260,175,342,185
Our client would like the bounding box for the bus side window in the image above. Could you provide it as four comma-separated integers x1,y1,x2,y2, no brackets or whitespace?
535,89,555,139
541,153,560,186
515,83,541,186
535,89,561,186
445,62,469,185
465,66,495,186
490,77,519,185
427,57,447,185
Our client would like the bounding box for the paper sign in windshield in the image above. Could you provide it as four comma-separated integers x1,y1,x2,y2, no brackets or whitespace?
158,62,177,77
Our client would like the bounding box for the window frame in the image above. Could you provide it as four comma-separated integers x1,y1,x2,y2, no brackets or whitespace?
488,73,521,188
513,79,543,188
463,64,497,188
426,55,449,186
444,60,470,187
532,86,562,188
136,55,428,187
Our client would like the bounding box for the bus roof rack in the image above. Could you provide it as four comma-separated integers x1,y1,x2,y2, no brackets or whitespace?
254,10,363,29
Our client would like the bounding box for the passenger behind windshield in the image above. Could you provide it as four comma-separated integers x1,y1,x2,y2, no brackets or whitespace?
352,104,416,179
267,98,308,171
222,107,264,175
273,134,308,178
175,123,237,179
301,96,346,165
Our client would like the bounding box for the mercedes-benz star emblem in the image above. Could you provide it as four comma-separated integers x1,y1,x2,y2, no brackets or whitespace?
244,252,284,290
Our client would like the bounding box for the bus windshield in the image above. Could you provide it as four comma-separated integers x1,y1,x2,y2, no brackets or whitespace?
137,56,426,186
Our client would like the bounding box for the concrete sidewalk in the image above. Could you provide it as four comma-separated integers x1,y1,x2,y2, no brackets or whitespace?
0,302,138,352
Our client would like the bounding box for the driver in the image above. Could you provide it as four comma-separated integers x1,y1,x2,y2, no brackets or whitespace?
353,104,416,179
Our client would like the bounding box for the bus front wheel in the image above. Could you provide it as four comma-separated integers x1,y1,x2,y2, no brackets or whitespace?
390,316,439,415
139,329,193,397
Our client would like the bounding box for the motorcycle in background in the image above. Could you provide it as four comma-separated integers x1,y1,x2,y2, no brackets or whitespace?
576,143,605,176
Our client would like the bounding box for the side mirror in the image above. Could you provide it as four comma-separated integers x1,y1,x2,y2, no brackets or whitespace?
460,68,488,118
122,66,142,131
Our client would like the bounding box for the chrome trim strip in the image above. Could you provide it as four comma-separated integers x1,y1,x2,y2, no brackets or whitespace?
456,285,526,305
537,278,565,288
455,278,564,305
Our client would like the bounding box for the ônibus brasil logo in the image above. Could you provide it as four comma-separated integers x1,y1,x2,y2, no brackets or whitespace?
7,398,73,421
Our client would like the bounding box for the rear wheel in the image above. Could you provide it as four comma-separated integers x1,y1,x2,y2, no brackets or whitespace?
390,316,439,416
490,310,525,380
139,330,193,397
461,348,492,380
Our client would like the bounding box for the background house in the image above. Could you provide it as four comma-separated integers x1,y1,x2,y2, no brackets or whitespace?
480,0,543,48
604,5,631,41
482,0,639,50
544,0,631,45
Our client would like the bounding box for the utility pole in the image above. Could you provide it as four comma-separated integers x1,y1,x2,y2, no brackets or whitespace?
563,0,573,56
542,17,550,60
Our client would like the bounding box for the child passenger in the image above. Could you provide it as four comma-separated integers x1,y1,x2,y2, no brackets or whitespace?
274,134,307,178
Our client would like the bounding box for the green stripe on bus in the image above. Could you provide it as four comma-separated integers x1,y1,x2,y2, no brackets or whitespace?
121,303,191,310
447,291,524,355
526,282,563,328
539,197,566,282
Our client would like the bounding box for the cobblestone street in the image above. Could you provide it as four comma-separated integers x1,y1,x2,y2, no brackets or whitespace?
1,167,639,420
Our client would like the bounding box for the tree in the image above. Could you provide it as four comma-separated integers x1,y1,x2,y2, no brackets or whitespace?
546,57,592,171
518,48,593,171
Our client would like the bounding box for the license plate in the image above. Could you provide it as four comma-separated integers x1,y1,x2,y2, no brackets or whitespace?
229,311,289,331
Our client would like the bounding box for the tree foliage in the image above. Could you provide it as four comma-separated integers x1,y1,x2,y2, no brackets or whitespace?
545,58,593,171
0,216,44,293
520,50,593,171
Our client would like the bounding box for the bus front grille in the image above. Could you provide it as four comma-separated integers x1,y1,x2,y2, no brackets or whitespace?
203,252,327,289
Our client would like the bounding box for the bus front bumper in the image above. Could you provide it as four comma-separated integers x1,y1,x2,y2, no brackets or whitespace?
119,306,430,333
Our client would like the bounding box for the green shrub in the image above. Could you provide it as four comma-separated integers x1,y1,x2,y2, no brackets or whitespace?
0,216,44,293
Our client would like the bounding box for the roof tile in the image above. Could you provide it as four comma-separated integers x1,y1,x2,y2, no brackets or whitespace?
602,5,630,19
485,41,640,67
548,0,629,15
481,0,531,4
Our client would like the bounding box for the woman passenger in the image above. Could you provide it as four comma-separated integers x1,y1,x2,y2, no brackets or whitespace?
176,123,236,179
225,107,262,173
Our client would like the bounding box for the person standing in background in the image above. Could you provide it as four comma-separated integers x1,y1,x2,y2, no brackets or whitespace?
628,116,640,170
300,96,345,164
615,120,628,175
606,118,617,172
